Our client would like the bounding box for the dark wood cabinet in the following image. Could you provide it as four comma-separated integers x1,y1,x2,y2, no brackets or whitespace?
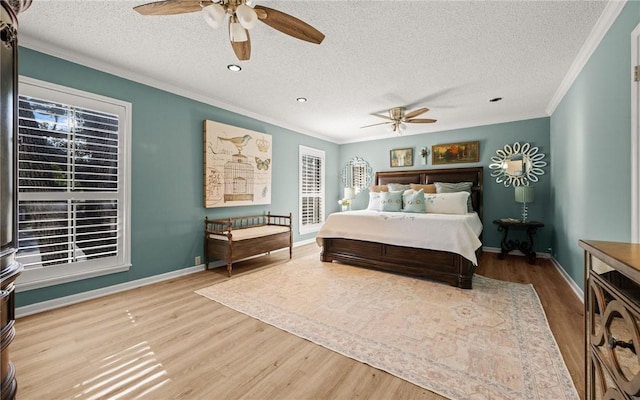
580,240,640,400
0,2,30,399
1,262,20,400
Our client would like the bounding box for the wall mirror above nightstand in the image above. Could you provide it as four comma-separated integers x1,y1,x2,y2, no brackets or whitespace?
341,156,373,192
489,142,547,187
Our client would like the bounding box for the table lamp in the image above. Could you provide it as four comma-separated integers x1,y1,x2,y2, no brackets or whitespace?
344,187,356,201
342,187,356,211
515,186,534,222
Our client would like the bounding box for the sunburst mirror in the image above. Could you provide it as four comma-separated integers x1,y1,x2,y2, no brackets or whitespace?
489,142,547,187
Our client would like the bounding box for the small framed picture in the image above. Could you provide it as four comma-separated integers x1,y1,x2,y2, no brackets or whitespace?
390,148,414,167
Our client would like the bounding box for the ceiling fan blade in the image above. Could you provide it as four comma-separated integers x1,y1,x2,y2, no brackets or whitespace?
134,0,206,16
230,39,251,61
406,118,437,124
254,5,325,44
404,107,429,119
229,19,251,61
254,8,267,19
371,113,392,120
230,35,251,61
361,122,391,129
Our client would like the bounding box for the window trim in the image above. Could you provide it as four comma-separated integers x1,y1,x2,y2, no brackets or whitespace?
298,145,325,235
16,76,132,292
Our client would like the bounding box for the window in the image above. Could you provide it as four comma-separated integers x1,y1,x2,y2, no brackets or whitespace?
299,146,325,234
16,77,131,291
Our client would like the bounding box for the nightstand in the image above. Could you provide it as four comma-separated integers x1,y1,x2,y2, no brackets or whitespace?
493,219,544,264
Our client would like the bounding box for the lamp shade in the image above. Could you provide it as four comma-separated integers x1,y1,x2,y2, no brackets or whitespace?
202,4,225,29
515,186,534,203
229,17,248,42
236,4,257,29
344,187,356,200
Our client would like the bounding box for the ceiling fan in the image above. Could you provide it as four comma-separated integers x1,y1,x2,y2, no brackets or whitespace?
133,0,325,61
361,107,437,135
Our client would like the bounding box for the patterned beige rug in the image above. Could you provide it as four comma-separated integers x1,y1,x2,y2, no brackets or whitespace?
196,254,578,400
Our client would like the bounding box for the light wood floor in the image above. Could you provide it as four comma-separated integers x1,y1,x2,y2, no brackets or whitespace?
12,245,584,399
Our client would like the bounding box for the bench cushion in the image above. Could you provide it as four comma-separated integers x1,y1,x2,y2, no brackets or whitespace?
208,225,290,241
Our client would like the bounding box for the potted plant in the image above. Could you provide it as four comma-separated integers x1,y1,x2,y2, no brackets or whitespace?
338,198,351,211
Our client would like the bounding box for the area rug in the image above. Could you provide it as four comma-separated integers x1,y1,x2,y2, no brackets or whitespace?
196,254,579,400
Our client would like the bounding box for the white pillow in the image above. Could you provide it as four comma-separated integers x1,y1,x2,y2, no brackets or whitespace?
435,182,473,212
424,192,470,214
367,191,382,210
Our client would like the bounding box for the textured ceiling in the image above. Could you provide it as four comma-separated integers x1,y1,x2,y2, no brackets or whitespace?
18,0,609,143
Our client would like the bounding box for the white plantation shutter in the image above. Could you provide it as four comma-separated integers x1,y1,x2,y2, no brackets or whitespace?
299,146,325,234
16,77,131,291
18,98,119,192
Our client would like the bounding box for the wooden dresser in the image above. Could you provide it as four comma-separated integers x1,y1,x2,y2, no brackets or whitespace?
580,240,640,400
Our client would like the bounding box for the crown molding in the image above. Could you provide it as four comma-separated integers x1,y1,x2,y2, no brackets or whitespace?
546,1,627,114
18,35,337,144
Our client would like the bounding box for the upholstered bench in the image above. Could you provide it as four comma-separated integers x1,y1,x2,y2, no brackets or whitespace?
205,212,292,276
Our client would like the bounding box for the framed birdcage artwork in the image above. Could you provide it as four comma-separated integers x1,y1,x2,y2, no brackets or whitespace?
203,120,272,208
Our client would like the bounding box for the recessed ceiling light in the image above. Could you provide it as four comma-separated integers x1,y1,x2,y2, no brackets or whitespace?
489,97,503,102
227,64,241,72
296,97,308,103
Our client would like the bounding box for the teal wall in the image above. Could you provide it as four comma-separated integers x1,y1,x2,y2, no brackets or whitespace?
16,47,339,307
339,117,552,252
550,2,640,288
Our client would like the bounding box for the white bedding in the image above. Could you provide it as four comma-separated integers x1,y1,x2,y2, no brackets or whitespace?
315,210,483,265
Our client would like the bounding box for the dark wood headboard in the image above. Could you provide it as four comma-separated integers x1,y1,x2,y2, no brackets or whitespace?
374,167,484,220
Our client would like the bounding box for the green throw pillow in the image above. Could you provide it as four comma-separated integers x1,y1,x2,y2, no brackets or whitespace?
402,189,425,213
379,191,403,212
387,183,411,192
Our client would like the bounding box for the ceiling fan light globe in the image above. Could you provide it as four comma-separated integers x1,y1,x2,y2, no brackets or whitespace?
399,123,407,131
230,21,249,42
203,4,225,29
236,4,257,30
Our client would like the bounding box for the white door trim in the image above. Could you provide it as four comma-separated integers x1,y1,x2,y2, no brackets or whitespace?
632,23,640,242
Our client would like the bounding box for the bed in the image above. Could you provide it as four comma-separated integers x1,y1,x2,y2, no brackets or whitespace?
317,167,483,289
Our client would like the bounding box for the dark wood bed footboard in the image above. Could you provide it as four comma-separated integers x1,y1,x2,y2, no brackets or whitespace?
321,238,480,289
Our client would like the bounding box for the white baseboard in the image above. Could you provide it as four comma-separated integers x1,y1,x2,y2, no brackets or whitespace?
549,256,584,302
482,246,551,258
295,237,318,247
482,246,583,302
16,264,206,318
16,239,319,318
